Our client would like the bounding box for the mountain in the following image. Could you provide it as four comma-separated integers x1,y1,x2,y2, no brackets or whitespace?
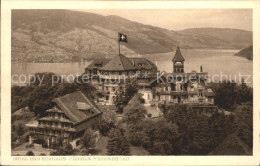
178,28,252,49
234,45,253,60
11,10,253,62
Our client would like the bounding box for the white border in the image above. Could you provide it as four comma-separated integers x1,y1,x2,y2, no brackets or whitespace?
1,0,260,165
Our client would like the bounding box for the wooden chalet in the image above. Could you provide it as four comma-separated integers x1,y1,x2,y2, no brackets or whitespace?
26,91,102,148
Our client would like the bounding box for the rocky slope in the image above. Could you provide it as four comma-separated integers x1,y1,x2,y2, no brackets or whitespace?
234,45,253,60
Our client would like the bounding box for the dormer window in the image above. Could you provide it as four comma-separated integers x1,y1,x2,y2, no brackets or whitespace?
77,102,92,110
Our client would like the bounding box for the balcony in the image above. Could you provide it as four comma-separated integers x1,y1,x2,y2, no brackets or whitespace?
198,96,204,102
156,90,188,96
99,75,132,80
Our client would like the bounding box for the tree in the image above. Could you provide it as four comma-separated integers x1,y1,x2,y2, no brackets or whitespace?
141,118,179,155
80,129,97,152
162,104,227,155
49,135,74,155
234,102,253,148
107,128,130,155
26,151,34,156
234,84,253,105
114,89,126,113
210,81,236,110
50,143,73,156
210,81,253,111
114,79,138,113
16,124,25,136
123,94,147,124
100,109,116,136
52,135,64,149
124,78,138,101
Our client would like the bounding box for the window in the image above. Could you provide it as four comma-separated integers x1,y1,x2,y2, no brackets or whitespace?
76,140,80,146
93,68,97,74
168,87,171,91
92,125,95,130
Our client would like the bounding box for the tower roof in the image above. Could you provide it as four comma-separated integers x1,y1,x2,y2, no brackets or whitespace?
101,54,136,71
172,46,185,62
209,134,252,155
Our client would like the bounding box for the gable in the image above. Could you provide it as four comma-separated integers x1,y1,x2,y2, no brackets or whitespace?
101,54,136,71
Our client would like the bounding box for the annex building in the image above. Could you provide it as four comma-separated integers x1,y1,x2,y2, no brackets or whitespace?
26,91,102,148
154,46,215,105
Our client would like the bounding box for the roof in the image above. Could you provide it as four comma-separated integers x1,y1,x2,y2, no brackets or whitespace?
160,72,208,83
137,78,158,86
53,91,101,124
172,46,185,62
85,58,111,70
25,120,38,127
174,62,183,67
209,134,252,155
101,54,136,71
128,57,157,70
205,91,215,97
39,117,73,123
13,106,30,115
77,102,92,110
46,107,63,113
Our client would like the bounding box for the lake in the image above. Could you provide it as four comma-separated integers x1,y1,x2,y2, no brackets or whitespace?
11,49,253,86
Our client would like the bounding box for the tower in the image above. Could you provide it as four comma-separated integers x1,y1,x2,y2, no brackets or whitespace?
172,46,185,73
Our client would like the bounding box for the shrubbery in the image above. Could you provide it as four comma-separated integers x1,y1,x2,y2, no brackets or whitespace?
107,127,130,155
26,151,34,156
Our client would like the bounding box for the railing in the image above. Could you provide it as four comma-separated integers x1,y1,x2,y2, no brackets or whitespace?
99,75,133,79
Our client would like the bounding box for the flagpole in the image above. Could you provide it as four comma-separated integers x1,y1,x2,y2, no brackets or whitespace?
118,40,120,55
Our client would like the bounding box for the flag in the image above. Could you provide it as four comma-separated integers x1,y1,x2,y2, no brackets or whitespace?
118,33,127,42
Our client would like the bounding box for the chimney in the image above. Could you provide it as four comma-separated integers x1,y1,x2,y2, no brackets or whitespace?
155,61,158,67
200,66,203,72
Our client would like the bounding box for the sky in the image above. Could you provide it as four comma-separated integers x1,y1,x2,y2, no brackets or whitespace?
75,9,252,31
